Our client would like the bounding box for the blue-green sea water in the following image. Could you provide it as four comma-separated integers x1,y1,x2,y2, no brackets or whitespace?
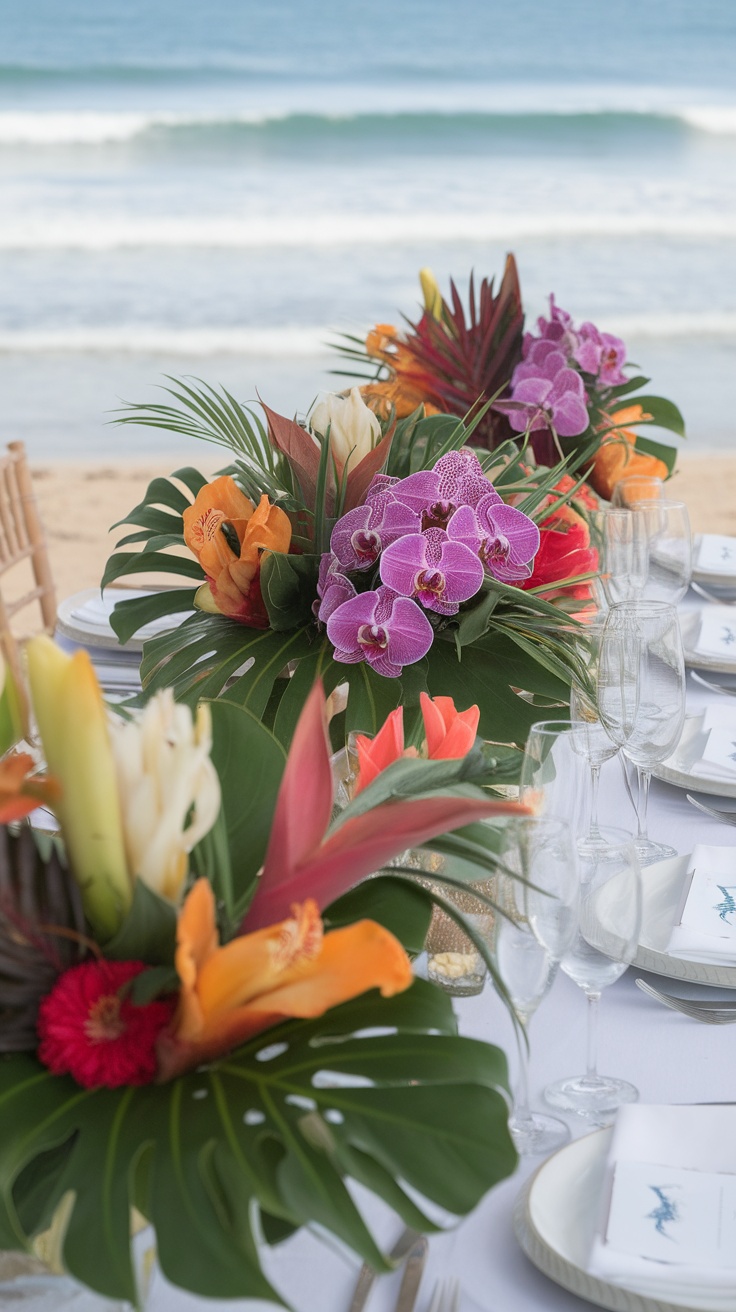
0,0,735,457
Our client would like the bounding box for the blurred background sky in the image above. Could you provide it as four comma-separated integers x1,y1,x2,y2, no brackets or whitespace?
1,0,735,458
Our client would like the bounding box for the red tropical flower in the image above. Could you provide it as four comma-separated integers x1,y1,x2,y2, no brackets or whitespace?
37,959,175,1089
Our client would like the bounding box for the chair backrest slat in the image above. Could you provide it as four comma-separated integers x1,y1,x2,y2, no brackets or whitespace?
0,442,57,658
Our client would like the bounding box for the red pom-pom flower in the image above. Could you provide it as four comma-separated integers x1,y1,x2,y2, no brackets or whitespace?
37,959,175,1089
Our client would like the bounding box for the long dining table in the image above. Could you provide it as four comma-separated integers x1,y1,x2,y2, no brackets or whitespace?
133,668,736,1312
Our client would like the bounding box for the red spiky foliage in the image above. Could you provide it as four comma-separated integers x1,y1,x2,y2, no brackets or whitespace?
385,256,525,449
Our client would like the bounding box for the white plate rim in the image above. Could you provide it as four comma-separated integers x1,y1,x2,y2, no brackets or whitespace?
681,608,736,675
632,850,736,988
513,1129,730,1312
651,711,736,800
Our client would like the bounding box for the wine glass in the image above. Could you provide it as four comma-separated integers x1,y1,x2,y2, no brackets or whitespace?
520,720,590,838
587,508,648,608
611,474,664,507
489,817,580,1155
598,600,686,864
632,498,692,604
545,827,642,1116
569,621,620,855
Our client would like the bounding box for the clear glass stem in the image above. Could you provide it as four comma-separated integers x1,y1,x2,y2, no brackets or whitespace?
586,991,602,1080
588,763,603,842
513,1021,532,1127
635,765,651,842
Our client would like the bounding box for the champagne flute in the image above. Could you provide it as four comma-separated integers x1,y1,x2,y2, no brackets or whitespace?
598,600,685,864
569,621,620,855
632,498,692,604
587,508,648,608
611,474,664,507
545,827,642,1115
489,817,579,1155
520,720,590,837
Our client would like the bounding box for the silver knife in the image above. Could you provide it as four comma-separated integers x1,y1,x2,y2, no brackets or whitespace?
348,1227,421,1312
393,1236,428,1312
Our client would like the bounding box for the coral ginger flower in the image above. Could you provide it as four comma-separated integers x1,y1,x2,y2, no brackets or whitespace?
353,694,480,795
157,879,413,1080
183,476,292,625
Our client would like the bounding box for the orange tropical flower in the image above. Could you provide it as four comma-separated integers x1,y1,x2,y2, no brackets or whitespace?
0,751,60,824
353,695,480,795
182,477,292,626
157,878,412,1080
420,693,480,760
589,405,668,500
362,323,442,420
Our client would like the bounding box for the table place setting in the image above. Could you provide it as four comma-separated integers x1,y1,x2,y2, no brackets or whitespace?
516,1104,736,1312
692,535,736,589
680,606,736,673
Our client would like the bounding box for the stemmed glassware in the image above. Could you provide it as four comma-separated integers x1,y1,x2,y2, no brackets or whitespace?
588,508,648,608
544,827,642,1116
489,816,579,1155
569,621,620,855
632,498,692,604
520,720,590,835
611,474,664,507
597,600,686,864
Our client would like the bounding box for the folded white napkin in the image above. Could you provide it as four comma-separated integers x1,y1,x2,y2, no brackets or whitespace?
588,1104,736,1303
666,844,736,964
693,606,736,659
696,534,736,576
690,705,736,781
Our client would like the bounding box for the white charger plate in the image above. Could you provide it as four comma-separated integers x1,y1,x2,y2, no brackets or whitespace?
651,711,736,800
55,588,193,654
630,852,736,988
680,609,736,675
692,534,736,591
514,1128,734,1312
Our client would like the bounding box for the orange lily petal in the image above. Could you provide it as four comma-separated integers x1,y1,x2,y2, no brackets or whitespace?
0,751,61,824
161,878,412,1080
354,707,406,795
420,693,479,760
182,476,255,579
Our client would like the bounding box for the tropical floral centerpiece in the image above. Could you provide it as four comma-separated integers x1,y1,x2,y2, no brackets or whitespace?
0,642,525,1305
335,256,685,499
104,384,595,749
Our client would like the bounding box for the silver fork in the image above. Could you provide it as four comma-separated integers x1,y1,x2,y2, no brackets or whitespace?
690,670,736,697
636,979,736,1023
686,793,736,826
691,581,736,606
427,1279,460,1312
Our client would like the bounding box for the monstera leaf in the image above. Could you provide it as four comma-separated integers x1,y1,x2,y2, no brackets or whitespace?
0,981,516,1307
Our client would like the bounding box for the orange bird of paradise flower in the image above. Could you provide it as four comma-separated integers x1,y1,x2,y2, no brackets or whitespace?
157,879,412,1080
242,680,527,933
182,476,292,626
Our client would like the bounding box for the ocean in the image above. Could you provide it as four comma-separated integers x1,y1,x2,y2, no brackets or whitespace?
1,0,735,459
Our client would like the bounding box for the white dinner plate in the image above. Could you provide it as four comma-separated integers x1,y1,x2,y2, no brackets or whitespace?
55,587,193,654
514,1128,733,1312
692,534,736,591
630,852,736,987
651,712,736,800
680,609,736,675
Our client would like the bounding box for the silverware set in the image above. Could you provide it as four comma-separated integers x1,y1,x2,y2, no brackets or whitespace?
348,1228,469,1312
686,793,736,826
636,978,736,1024
689,669,736,697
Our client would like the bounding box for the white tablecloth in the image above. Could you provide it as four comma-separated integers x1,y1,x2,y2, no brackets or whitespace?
143,658,736,1312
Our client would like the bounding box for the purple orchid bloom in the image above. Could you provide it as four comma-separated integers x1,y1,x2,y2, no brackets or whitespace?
511,339,569,387
380,525,484,616
596,331,627,387
390,449,499,535
508,360,589,438
448,501,540,583
314,553,357,623
326,584,434,677
330,493,420,572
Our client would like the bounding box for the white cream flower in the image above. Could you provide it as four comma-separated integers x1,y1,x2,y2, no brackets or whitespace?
309,388,381,474
109,690,221,903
